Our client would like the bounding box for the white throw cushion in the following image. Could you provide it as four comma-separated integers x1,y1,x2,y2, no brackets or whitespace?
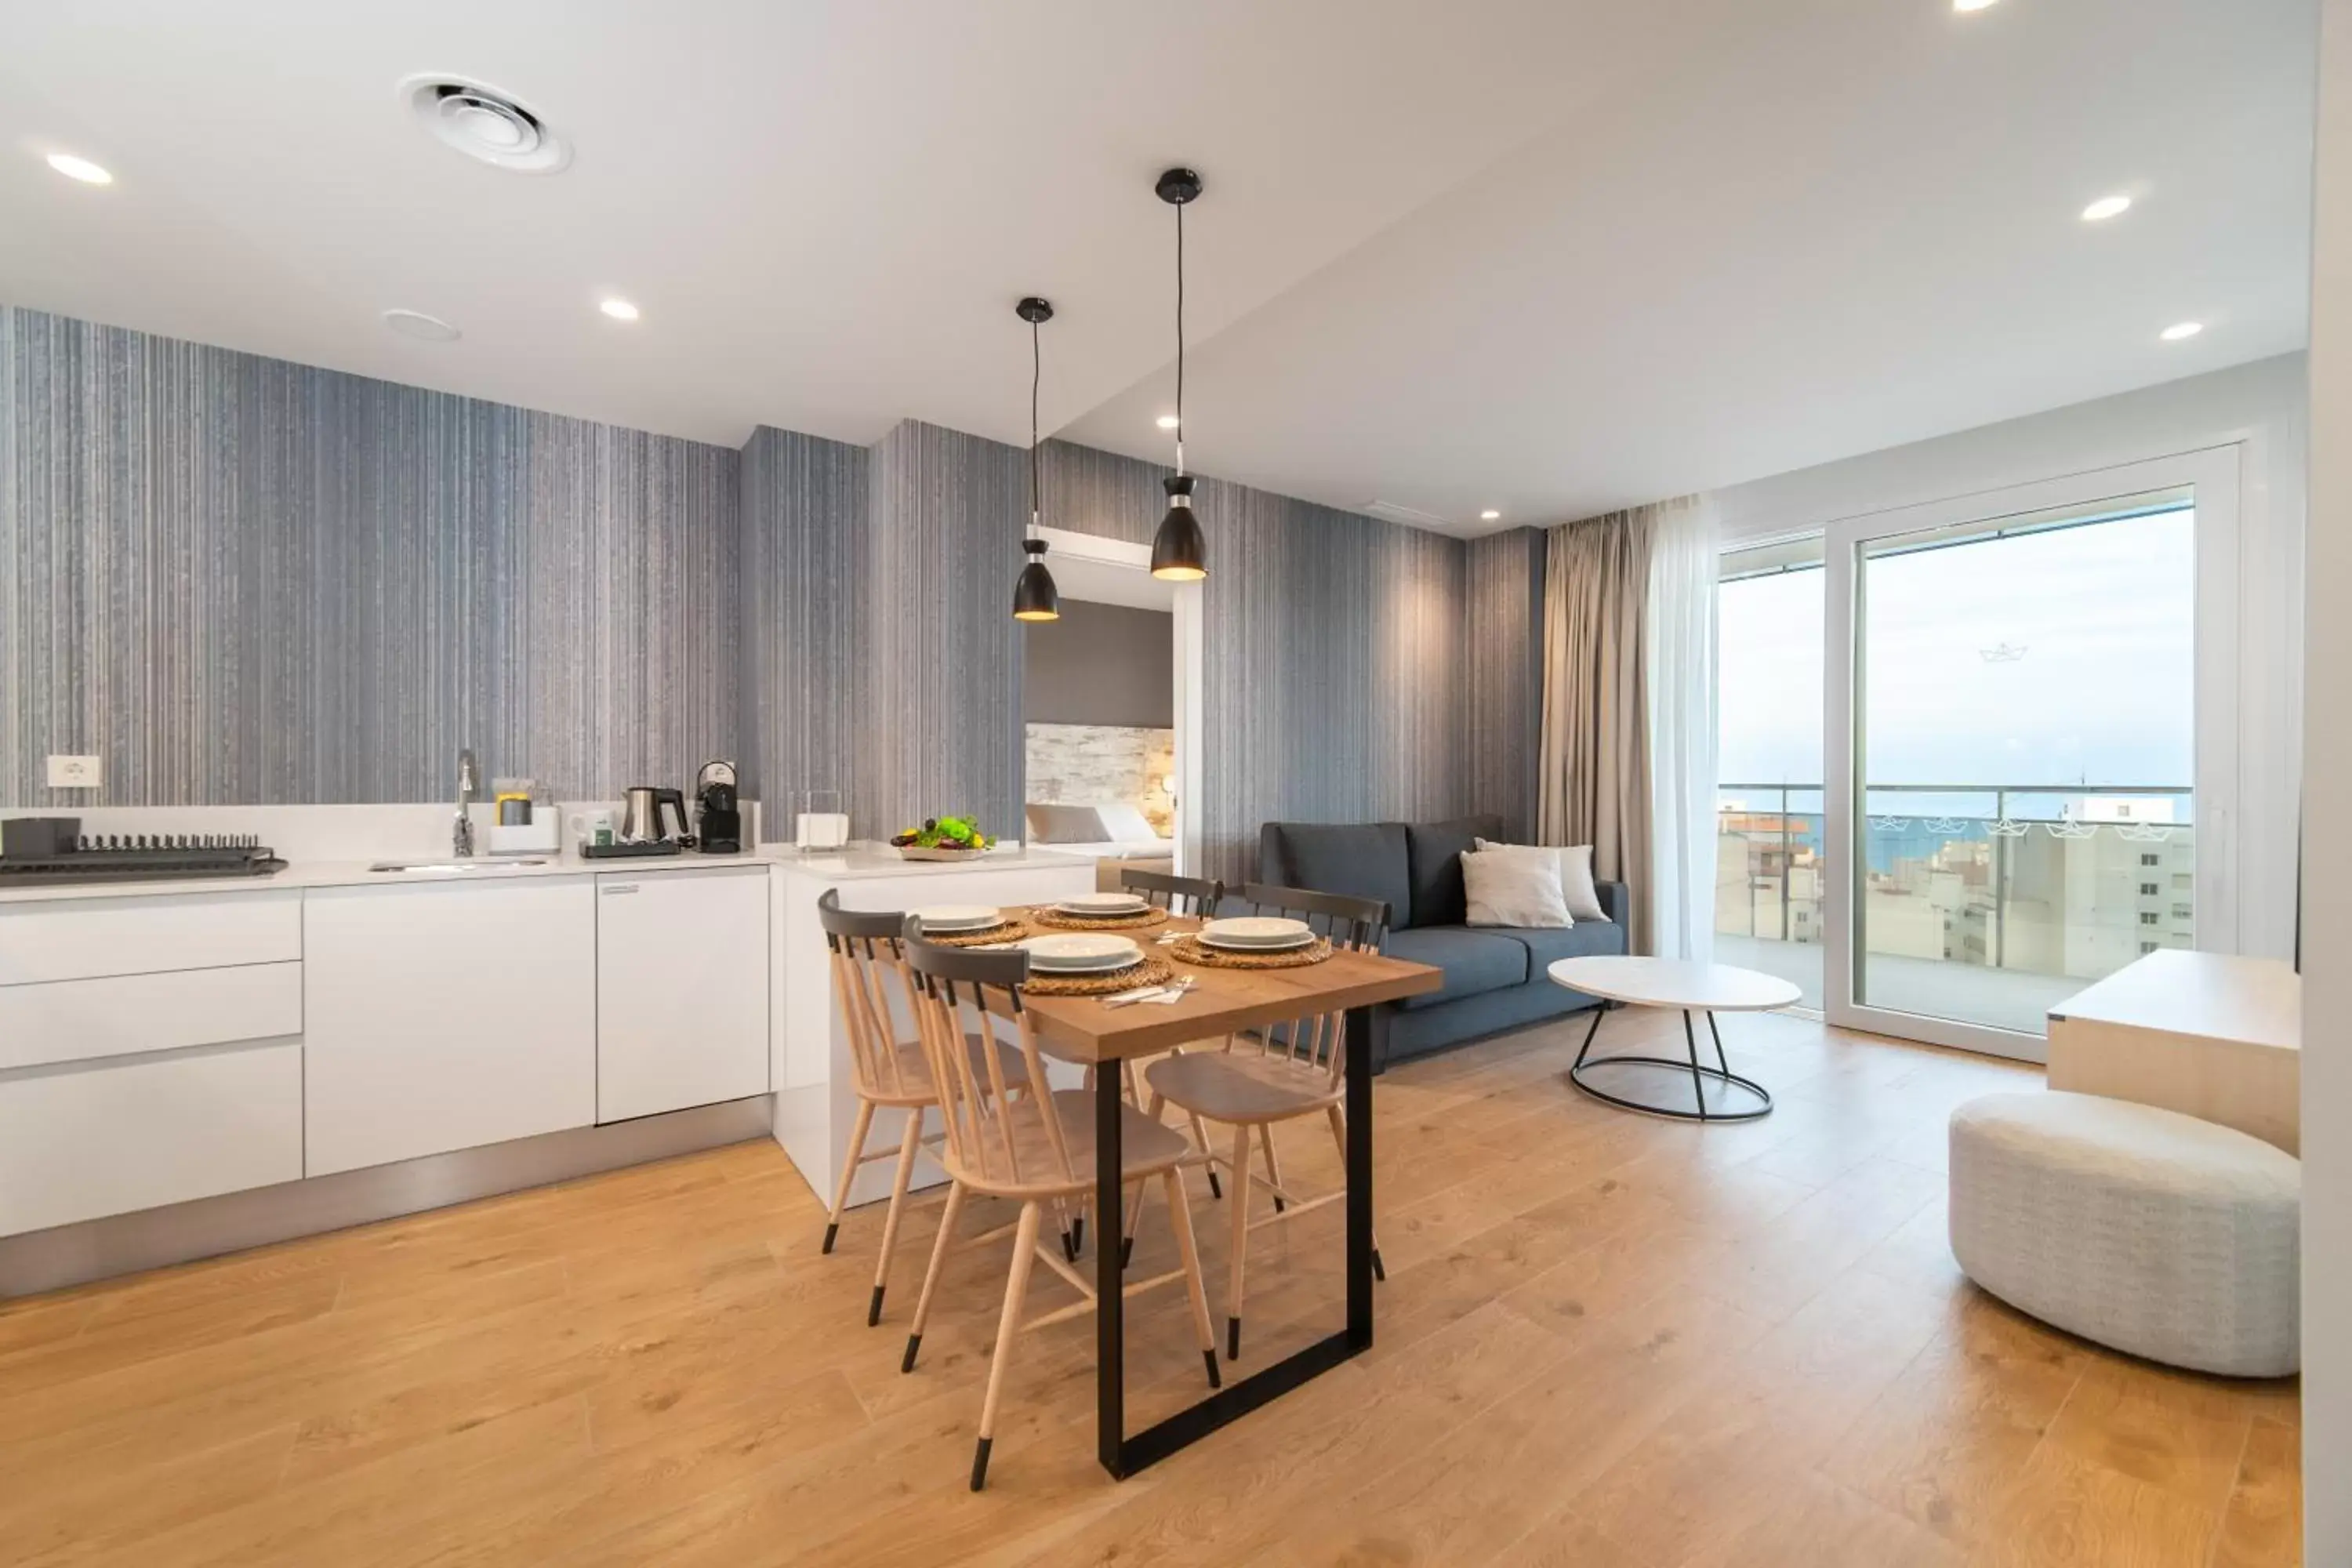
1025,803,1107,844
1462,846,1571,928
1475,839,1609,922
1091,802,1164,844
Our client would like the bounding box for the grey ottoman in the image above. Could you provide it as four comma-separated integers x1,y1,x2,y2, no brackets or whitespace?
1948,1091,2300,1377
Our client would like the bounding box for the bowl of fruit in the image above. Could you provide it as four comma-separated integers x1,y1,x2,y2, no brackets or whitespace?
890,815,997,862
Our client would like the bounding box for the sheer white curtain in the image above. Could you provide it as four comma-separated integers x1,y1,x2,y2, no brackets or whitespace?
1644,495,1719,962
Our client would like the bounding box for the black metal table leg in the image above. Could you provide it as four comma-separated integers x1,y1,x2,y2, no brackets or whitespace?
1095,1059,1124,1475
1103,1004,1384,1479
1570,1001,1606,1071
1566,1001,1773,1123
1680,1008,1710,1120
1344,1002,1375,1350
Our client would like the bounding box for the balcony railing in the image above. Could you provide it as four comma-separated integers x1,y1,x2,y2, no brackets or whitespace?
1716,782,2195,1029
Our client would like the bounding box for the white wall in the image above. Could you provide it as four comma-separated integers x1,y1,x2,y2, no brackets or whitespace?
2303,2,2350,1555
1708,354,2309,965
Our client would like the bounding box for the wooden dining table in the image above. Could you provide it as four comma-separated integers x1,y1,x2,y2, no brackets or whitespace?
1002,909,1441,1479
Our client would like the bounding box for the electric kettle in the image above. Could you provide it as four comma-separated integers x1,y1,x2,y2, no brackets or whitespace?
620,786,691,844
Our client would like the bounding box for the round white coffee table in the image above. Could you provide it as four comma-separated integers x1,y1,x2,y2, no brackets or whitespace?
1547,956,1802,1123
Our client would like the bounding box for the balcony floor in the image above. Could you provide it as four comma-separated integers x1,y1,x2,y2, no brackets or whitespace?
1714,934,2094,1036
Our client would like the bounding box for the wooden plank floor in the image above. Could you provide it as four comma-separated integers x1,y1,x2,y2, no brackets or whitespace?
0,1010,2303,1566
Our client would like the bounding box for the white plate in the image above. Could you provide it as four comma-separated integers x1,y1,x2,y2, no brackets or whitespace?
1055,893,1149,916
1200,929,1318,953
914,904,1003,932
1022,934,1143,972
1199,916,1313,947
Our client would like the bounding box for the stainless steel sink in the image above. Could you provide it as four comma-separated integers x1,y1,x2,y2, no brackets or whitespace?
366,859,550,873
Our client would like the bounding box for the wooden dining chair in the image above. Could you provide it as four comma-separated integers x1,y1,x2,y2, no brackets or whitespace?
1118,867,1224,917
1116,868,1230,1205
1058,867,1230,1261
896,922,1221,1491
1140,883,1392,1361
816,887,1036,1327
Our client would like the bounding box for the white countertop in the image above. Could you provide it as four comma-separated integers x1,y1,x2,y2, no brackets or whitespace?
0,846,780,906
769,845,1093,880
0,841,1094,905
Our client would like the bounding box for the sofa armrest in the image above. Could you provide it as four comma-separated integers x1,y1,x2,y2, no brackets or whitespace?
1595,880,1629,927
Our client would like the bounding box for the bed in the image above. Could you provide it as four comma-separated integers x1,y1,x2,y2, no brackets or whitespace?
1024,802,1176,891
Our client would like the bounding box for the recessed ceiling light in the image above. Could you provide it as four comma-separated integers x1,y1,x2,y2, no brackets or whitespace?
45,152,112,185
600,298,641,322
2160,321,2204,342
2081,194,2132,223
1952,0,1998,11
1156,414,1180,430
382,308,462,343
1479,509,1501,521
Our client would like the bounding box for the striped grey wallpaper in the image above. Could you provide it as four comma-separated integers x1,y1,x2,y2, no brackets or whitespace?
1467,528,1547,838
0,307,739,808
4,306,1543,873
738,425,868,815
859,421,1028,842
1044,442,1519,885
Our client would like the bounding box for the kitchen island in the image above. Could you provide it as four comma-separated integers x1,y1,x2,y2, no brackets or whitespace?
768,846,1095,1207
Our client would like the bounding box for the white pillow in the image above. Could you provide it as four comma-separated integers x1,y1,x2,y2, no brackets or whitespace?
1475,838,1610,923
1026,803,1108,843
1462,846,1571,928
1091,802,1164,844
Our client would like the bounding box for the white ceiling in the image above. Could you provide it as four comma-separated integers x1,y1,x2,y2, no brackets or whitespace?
0,1,2318,535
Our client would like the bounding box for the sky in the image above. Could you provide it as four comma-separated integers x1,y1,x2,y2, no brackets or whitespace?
1718,508,2198,803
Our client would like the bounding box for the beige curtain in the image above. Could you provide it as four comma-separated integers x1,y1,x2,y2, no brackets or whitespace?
1537,509,1656,949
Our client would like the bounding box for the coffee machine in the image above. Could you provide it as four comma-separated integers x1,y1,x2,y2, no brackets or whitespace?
694,760,742,855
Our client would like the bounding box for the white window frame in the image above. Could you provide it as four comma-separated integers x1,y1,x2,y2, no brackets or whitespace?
1822,446,2241,1063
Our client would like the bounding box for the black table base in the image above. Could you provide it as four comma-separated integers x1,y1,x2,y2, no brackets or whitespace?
1567,1004,1773,1123
1094,1004,1378,1479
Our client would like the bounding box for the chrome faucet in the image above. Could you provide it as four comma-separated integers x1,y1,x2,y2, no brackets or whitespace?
453,747,479,858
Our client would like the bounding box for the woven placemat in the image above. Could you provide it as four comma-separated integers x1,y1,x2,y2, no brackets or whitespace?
1026,906,1171,932
1023,953,1177,997
1168,935,1334,970
921,919,1036,949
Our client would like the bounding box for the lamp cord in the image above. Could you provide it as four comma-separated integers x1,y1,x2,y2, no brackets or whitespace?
1174,199,1186,476
1029,317,1041,532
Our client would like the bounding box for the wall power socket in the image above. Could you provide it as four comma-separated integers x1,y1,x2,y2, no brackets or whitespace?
46,754,102,789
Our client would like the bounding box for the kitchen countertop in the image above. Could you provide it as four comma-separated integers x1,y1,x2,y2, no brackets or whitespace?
0,843,1093,905
768,845,1092,881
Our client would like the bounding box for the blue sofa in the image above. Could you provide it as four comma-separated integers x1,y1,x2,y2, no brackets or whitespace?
1258,815,1630,1071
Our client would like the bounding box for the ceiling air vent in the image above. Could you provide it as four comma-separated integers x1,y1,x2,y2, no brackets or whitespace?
399,74,570,173
1359,500,1457,532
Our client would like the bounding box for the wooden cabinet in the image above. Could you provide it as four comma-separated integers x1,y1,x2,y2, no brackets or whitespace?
304,877,597,1176
595,867,770,1123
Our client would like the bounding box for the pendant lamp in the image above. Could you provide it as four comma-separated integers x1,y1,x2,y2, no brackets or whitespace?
1151,168,1208,581
1011,296,1061,622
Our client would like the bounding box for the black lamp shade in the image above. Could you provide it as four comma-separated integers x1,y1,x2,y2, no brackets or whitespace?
1150,474,1208,581
1012,538,1060,621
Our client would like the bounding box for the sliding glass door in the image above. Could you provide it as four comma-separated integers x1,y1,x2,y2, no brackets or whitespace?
1716,538,1827,1008
1817,451,2238,1061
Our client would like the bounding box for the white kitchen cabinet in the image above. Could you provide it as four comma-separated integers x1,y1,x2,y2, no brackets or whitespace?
595,866,770,1123
0,962,303,1072
0,1041,303,1236
304,877,597,1176
0,890,300,985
